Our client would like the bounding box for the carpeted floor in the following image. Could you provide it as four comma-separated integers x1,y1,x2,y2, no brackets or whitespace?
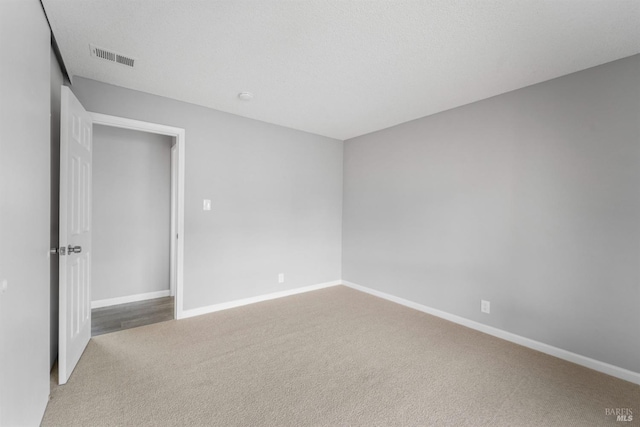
42,286,639,426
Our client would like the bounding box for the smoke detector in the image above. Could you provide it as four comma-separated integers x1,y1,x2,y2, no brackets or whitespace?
238,92,254,101
90,44,136,68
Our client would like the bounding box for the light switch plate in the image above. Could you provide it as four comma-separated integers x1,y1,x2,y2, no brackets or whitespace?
203,199,211,211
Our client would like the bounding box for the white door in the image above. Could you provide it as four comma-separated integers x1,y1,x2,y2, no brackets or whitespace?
58,86,92,385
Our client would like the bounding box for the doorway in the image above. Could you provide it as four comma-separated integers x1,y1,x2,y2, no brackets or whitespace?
90,124,175,336
57,87,186,384
89,113,185,323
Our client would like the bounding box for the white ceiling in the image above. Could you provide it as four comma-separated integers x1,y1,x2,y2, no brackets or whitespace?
43,0,640,140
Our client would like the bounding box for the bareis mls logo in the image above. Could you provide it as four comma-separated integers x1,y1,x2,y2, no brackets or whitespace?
605,408,633,422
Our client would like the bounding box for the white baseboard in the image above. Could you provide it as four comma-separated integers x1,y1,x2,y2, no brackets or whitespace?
179,280,342,320
342,280,640,385
91,290,171,309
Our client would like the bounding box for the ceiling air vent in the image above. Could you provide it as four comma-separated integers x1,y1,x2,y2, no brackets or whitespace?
90,44,135,68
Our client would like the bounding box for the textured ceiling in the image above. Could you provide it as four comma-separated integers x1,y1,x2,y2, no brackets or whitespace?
43,0,640,140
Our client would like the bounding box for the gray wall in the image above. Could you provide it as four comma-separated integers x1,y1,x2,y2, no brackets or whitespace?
71,77,343,310
50,47,64,370
93,125,172,301
343,55,640,373
0,0,52,424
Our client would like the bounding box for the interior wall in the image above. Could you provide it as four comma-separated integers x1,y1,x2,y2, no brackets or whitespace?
342,54,640,374
92,125,173,302
0,1,52,424
71,77,343,311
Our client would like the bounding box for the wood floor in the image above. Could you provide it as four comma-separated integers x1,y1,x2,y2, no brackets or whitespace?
91,296,174,336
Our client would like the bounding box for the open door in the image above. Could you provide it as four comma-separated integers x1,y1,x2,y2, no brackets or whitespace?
58,86,92,385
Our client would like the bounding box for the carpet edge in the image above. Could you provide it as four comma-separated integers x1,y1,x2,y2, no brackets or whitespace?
179,280,342,319
341,280,640,386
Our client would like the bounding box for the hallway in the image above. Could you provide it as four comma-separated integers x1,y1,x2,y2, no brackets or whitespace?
91,297,174,336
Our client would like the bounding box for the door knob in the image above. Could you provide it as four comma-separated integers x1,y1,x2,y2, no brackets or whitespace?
68,245,82,254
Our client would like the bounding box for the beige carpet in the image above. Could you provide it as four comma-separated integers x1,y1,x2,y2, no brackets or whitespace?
42,286,639,426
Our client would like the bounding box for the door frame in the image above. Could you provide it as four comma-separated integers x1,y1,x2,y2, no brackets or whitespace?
90,112,186,319
170,144,178,298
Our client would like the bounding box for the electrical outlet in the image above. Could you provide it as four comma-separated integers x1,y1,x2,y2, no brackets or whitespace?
278,273,284,283
481,300,490,314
